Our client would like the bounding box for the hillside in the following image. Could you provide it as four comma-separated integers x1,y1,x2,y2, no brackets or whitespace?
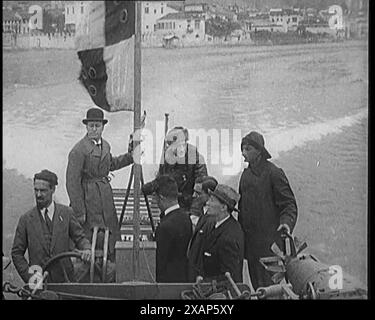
3,0,367,12
184,0,362,10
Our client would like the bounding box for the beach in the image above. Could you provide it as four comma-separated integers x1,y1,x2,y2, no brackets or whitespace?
3,40,368,289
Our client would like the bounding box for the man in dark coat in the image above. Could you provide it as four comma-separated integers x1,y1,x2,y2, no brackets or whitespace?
11,170,91,284
66,108,133,261
143,126,207,210
153,175,192,283
201,184,244,283
186,176,218,282
238,131,298,290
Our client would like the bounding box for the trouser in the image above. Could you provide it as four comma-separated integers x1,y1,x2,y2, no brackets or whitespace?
246,255,273,291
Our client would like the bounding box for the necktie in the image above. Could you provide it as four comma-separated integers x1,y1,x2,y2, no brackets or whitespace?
93,140,102,148
44,208,53,233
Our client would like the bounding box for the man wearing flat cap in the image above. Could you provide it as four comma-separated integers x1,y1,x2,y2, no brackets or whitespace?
66,108,133,261
238,131,298,290
143,126,208,210
201,184,244,283
11,170,92,284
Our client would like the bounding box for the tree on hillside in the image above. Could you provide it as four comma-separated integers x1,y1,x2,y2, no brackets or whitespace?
42,9,65,34
205,16,242,40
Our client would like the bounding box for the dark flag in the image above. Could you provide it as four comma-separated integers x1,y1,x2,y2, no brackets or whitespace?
76,1,135,112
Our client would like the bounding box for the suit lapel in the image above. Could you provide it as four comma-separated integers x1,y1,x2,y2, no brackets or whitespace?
50,204,65,252
30,208,49,254
83,135,95,153
204,217,232,251
190,215,205,245
101,139,110,162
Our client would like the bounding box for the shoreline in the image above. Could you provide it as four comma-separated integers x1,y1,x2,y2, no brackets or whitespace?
3,38,366,53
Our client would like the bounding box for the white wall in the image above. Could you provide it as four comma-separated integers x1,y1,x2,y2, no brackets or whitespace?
64,1,89,28
12,33,76,49
155,18,206,42
142,2,178,35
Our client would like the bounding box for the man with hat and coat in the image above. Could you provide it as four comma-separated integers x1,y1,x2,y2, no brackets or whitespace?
143,126,208,210
201,184,244,283
238,131,298,290
66,108,133,262
186,175,218,282
11,170,92,284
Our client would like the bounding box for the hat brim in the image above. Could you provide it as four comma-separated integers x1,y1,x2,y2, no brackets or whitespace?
82,119,108,125
208,189,239,212
241,138,271,159
263,148,272,159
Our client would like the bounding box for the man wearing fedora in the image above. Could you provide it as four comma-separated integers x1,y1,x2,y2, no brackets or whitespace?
66,108,133,262
186,176,218,282
201,184,244,283
238,131,298,290
12,170,92,284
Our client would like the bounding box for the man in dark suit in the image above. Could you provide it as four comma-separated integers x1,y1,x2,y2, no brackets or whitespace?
187,176,218,282
202,184,244,283
11,170,92,284
153,175,192,283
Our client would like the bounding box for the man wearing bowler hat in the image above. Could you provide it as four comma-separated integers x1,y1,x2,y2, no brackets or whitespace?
201,184,244,283
238,131,298,290
66,108,133,262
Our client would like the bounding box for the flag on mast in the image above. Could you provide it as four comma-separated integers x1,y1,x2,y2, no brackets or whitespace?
76,1,135,112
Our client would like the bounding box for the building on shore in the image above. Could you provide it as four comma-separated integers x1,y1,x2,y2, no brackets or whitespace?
269,8,301,32
64,1,89,33
155,11,206,45
247,19,282,33
142,1,179,36
3,8,31,34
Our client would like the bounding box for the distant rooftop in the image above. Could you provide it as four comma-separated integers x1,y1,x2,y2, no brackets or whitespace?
3,8,31,21
270,8,299,16
167,1,184,11
158,12,204,21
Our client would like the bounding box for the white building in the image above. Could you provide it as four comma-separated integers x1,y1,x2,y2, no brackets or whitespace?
64,1,90,33
142,2,179,35
269,8,301,32
3,9,31,34
155,12,206,42
63,1,180,37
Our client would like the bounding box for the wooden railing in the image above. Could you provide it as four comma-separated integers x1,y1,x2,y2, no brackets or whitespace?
113,188,160,241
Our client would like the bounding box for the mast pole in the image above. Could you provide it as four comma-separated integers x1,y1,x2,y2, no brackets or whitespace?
133,0,142,281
